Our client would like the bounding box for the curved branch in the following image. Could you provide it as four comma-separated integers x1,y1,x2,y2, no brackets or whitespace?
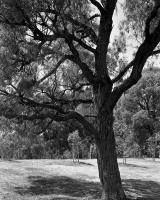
66,40,96,84
55,98,93,105
112,48,160,84
64,15,98,45
112,59,135,83
19,97,65,114
151,49,160,56
89,14,100,21
145,5,160,38
37,55,69,85
44,9,98,45
21,94,93,108
89,0,104,13
3,111,98,137
109,16,160,109
66,33,96,53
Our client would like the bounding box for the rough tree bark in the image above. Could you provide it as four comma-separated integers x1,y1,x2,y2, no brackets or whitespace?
1,1,160,200
94,84,126,200
96,113,126,200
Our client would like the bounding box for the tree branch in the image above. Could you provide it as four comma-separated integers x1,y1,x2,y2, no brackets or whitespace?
19,96,65,114
64,15,98,45
3,111,97,137
66,32,96,54
145,5,160,38
89,0,104,13
66,39,96,84
95,0,117,80
39,89,93,106
112,59,135,83
54,98,93,105
109,12,160,109
37,55,68,85
112,48,160,84
151,49,160,56
89,14,100,21
0,5,59,43
44,9,98,44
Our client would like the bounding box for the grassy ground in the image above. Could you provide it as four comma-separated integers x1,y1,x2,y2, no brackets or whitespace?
0,158,160,200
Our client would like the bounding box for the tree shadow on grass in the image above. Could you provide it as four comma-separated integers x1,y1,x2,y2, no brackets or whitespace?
79,161,94,166
47,160,94,167
15,176,102,199
123,179,160,200
119,163,148,169
0,159,20,163
14,176,160,200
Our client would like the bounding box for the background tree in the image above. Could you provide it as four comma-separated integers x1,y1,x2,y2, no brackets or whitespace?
114,119,134,163
147,119,160,159
1,0,160,199
132,110,153,157
114,98,138,162
117,68,160,158
68,130,81,163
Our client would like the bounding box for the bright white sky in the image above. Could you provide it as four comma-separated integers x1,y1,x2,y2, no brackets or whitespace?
112,0,125,40
111,0,136,61
91,0,134,60
112,1,135,61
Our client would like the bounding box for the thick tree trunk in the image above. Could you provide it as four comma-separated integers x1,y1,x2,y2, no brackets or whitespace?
96,113,126,200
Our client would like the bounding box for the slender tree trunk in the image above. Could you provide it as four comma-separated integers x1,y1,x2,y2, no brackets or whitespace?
72,145,75,163
77,145,79,163
139,146,144,158
89,144,92,159
95,113,126,200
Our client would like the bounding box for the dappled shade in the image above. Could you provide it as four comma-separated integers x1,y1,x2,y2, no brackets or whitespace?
15,176,102,199
123,179,160,200
14,175,160,200
119,163,148,169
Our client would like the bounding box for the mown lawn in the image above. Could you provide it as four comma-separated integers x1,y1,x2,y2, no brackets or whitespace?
0,158,160,200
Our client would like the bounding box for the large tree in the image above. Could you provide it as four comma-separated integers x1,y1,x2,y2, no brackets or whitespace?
0,0,160,199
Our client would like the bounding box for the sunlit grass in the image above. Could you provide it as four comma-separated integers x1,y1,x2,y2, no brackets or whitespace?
0,158,160,199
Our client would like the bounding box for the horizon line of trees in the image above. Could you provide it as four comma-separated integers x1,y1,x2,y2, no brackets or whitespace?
1,68,160,161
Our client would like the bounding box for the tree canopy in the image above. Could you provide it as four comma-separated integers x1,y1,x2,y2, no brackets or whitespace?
115,68,160,157
1,1,160,199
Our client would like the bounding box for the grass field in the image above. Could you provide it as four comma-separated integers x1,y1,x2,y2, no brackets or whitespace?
0,158,160,200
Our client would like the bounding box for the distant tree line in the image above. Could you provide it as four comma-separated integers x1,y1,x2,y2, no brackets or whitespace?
114,68,160,159
0,69,160,161
0,118,96,160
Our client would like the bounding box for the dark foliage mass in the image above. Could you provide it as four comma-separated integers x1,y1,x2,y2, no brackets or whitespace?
114,68,160,158
0,0,160,199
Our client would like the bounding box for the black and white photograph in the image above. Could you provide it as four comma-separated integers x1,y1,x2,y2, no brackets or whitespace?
0,0,160,199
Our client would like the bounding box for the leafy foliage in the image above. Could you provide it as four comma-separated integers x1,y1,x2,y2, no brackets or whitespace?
115,68,160,157
1,0,160,197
